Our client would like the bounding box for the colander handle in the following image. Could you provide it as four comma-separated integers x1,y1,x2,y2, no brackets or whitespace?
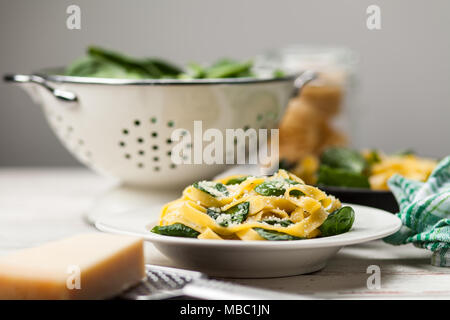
292,70,317,96
4,74,78,103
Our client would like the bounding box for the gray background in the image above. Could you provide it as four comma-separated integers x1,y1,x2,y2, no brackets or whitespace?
0,0,449,166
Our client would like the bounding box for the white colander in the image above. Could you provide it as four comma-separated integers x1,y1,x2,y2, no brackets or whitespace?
5,71,314,188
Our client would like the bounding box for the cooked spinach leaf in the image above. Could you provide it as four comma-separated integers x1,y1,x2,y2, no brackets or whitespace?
193,181,229,197
254,181,285,196
254,179,300,197
226,201,250,225
151,223,200,238
206,207,221,220
260,219,294,227
206,202,250,227
319,206,355,237
225,176,249,185
317,165,370,189
320,147,367,174
253,228,303,241
289,189,305,197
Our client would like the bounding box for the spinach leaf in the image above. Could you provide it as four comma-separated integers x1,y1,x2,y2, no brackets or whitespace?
88,46,163,78
151,223,200,238
226,201,250,225
319,206,355,237
205,60,253,78
260,219,294,227
225,176,248,185
146,58,183,76
254,181,285,196
206,207,221,220
254,179,300,197
193,181,229,197
65,55,148,79
182,62,206,79
320,147,367,174
206,202,250,227
67,46,183,79
253,228,303,241
66,47,266,80
289,189,305,197
285,179,300,185
317,165,370,189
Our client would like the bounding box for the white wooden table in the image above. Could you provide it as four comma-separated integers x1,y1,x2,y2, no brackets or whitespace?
1,168,449,299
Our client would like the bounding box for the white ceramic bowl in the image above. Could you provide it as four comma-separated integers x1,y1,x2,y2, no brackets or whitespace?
96,203,402,278
5,71,313,188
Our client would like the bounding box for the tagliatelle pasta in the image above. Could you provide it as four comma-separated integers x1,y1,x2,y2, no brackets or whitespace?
151,170,354,241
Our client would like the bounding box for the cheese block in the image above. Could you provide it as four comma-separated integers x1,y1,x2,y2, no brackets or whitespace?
0,233,145,300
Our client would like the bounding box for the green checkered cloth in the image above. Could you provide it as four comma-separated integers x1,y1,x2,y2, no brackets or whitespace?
383,156,450,267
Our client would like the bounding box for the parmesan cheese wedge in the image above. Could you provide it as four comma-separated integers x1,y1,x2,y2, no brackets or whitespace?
0,233,145,300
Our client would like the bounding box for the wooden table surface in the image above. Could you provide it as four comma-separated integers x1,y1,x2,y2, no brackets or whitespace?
1,168,449,299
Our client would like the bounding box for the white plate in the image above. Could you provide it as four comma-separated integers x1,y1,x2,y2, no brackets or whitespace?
95,204,402,278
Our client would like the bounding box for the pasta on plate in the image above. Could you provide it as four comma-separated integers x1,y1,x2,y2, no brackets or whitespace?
150,170,355,241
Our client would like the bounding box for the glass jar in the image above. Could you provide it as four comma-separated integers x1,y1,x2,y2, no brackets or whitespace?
256,45,359,165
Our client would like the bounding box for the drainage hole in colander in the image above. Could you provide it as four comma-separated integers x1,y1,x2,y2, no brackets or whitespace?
137,163,144,168
119,141,126,147
167,151,172,156
150,117,157,124
170,164,176,169
167,120,174,128
257,114,263,122
153,156,159,162
125,153,131,159
122,129,129,135
134,120,141,126
151,132,158,138
138,150,145,156
78,139,84,146
137,138,144,144
152,145,158,150
166,139,172,144
154,166,160,171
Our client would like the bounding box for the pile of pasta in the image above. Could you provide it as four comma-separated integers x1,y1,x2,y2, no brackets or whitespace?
155,170,342,241
367,154,437,190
